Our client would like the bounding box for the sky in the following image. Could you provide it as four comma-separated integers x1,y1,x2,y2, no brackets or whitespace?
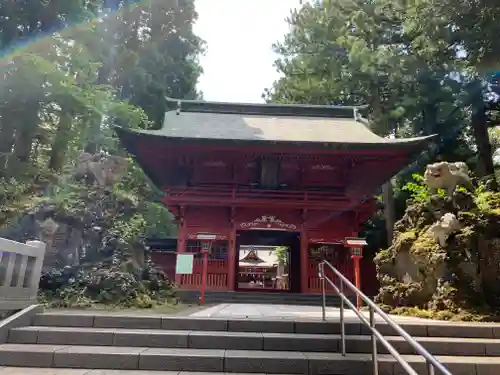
193,0,303,103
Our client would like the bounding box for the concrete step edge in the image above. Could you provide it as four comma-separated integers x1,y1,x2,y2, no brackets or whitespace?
31,313,500,338
0,369,284,375
0,345,496,375
33,312,500,326
11,326,500,342
8,327,500,357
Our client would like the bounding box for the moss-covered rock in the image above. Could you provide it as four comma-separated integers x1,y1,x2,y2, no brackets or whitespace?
376,173,500,314
1,154,175,308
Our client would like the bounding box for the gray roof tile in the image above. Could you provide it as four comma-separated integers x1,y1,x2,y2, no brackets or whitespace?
129,111,432,145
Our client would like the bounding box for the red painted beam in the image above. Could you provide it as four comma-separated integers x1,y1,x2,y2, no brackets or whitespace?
139,140,423,156
162,197,373,210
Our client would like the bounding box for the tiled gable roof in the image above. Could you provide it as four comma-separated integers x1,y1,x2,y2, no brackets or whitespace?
115,98,435,149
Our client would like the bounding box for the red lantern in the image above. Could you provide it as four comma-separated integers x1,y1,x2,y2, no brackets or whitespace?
195,233,217,305
344,237,367,310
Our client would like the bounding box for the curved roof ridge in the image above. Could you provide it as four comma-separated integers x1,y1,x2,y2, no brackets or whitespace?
165,96,369,111
165,96,369,119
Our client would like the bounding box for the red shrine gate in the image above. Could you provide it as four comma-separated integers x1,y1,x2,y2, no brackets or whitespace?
116,98,434,295
171,208,373,294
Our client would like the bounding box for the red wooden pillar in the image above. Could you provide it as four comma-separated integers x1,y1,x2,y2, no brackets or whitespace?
300,230,309,293
227,227,237,291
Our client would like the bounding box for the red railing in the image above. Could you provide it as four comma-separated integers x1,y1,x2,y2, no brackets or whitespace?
178,259,229,290
174,255,371,295
190,258,227,273
163,185,367,209
307,260,355,295
179,273,228,290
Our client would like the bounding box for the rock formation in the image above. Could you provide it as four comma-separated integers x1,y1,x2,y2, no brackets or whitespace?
73,152,128,188
0,152,173,308
5,153,129,270
376,162,500,313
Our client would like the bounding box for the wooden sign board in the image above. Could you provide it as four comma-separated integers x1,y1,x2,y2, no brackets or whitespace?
196,233,217,240
175,253,194,274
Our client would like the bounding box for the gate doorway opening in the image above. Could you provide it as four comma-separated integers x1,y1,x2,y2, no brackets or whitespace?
236,230,300,292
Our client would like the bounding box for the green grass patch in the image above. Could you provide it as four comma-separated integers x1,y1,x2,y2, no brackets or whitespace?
388,306,500,322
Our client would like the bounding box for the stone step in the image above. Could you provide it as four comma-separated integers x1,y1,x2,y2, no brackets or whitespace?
0,369,294,375
0,369,290,375
8,326,500,357
33,312,500,338
0,344,496,375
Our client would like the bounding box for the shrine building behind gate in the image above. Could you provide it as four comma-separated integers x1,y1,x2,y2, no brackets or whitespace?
116,98,434,295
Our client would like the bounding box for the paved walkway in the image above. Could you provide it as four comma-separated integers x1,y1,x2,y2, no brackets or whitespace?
44,304,500,326
189,303,432,323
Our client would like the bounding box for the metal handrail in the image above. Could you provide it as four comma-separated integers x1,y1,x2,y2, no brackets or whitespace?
318,260,452,375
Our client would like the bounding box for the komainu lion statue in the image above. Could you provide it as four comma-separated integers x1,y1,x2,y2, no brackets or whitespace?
73,152,128,187
429,212,460,247
423,161,473,195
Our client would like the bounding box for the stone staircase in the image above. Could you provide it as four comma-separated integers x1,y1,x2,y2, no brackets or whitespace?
0,310,499,374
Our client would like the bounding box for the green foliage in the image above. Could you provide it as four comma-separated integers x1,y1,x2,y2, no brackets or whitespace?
0,163,58,226
266,0,470,149
274,246,288,265
39,259,176,309
268,0,500,255
36,180,176,308
0,178,30,211
401,173,446,203
0,0,204,175
389,305,500,322
474,183,500,212
401,174,431,203
142,202,176,238
0,0,203,308
0,178,31,227
376,276,427,307
265,0,500,259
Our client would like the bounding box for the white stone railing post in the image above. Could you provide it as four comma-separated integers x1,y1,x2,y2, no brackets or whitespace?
0,237,46,310
26,240,46,298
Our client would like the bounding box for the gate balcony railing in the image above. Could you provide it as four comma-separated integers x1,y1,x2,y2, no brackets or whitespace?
163,185,372,209
318,260,452,375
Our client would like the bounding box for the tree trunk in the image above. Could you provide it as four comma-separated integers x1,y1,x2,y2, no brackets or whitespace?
0,111,16,177
119,5,141,101
371,83,396,245
85,64,111,154
423,102,438,136
382,181,395,246
85,19,117,154
84,114,102,155
48,110,74,172
471,98,498,190
12,102,39,164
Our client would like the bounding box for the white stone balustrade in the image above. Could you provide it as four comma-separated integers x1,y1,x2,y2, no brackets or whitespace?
0,237,46,310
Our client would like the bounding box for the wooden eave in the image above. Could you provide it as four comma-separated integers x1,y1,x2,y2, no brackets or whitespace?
240,249,262,262
115,125,435,154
